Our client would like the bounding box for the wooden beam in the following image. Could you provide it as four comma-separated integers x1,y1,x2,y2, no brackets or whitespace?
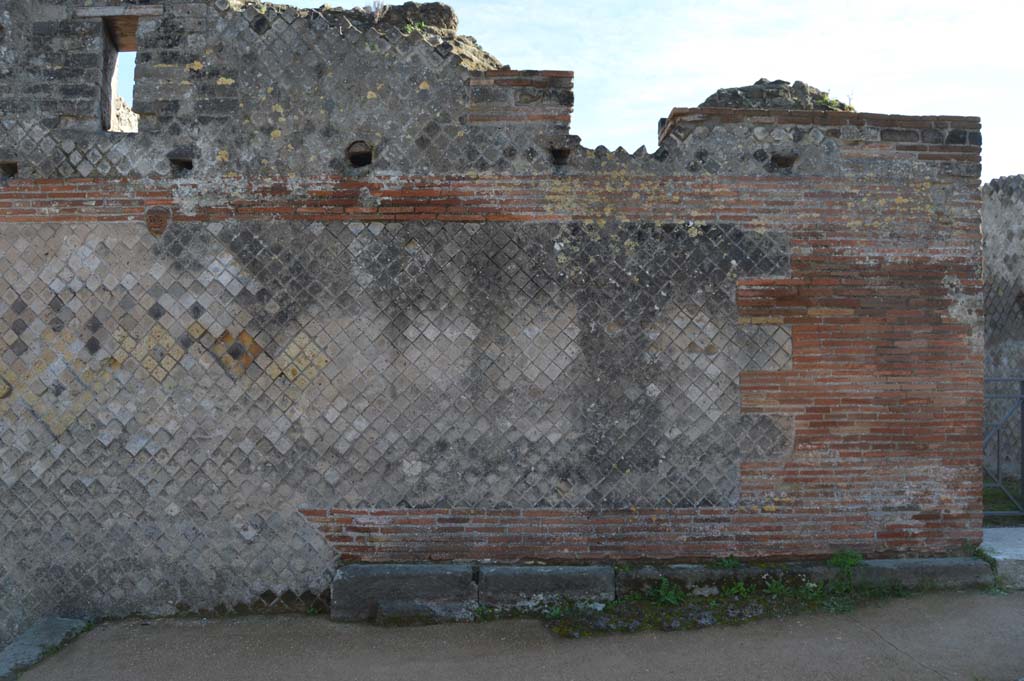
104,15,140,52
75,6,164,51
75,6,163,18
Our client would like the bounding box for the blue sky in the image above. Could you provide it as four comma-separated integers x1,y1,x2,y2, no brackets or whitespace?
118,0,1022,180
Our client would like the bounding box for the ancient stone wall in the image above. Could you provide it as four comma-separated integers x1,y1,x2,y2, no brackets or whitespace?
0,0,984,645
983,176,1024,480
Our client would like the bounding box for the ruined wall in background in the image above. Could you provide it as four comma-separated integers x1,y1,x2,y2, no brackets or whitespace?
0,0,984,646
983,176,1024,480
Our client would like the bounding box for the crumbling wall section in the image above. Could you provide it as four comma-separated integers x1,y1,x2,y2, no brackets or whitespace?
0,0,984,647
0,0,569,179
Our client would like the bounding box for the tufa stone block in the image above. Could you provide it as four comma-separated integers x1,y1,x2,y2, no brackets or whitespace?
616,558,994,596
331,564,478,623
478,566,615,609
853,558,994,590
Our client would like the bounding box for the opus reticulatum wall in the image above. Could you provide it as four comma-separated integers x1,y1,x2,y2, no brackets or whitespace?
0,0,983,644
983,176,1024,479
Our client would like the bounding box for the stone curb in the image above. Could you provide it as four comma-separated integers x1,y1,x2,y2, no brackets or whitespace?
0,617,90,680
479,566,615,609
332,558,992,624
332,564,478,623
616,557,994,595
332,564,615,622
853,558,993,590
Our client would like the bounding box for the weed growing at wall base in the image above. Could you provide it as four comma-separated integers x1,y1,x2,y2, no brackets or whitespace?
526,552,921,638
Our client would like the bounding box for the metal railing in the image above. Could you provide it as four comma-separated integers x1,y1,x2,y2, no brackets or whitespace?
984,377,1024,518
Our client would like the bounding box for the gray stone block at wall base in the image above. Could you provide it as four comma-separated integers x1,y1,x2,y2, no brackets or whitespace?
853,558,994,590
0,617,89,680
616,558,994,595
331,564,478,623
478,566,615,609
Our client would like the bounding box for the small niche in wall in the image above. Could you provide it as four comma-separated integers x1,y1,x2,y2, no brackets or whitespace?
550,147,571,166
168,155,194,177
347,141,374,168
101,16,140,133
769,151,799,171
0,161,17,180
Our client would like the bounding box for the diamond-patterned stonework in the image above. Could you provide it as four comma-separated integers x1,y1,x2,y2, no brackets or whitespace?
3,221,791,508
268,332,329,388
0,326,112,437
112,324,186,384
212,329,263,379
0,0,984,653
0,6,562,181
0,219,791,644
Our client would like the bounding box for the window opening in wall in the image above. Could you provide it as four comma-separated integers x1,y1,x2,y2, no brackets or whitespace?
101,16,140,133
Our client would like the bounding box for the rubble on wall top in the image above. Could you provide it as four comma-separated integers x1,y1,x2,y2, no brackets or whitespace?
231,1,503,71
326,1,459,32
700,78,854,112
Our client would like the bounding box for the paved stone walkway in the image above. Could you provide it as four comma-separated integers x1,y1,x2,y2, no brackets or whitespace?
18,592,1024,681
984,527,1024,589
0,617,89,679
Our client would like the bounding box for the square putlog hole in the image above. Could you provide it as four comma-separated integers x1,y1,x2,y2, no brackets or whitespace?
169,156,193,177
0,161,18,179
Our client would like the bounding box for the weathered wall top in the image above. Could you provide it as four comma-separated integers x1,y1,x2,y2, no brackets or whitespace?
983,175,1024,287
226,0,502,70
700,78,854,112
985,175,1024,206
0,0,981,183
